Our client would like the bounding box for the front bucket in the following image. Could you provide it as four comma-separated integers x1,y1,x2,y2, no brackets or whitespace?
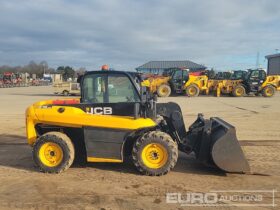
187,115,250,173
209,117,250,173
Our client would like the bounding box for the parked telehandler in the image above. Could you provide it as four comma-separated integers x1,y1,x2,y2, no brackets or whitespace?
26,70,250,175
145,68,211,97
217,69,280,97
212,70,248,97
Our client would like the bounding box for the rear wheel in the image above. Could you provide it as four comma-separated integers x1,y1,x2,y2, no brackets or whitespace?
32,132,75,173
186,85,199,97
157,84,171,97
232,85,245,97
132,131,178,176
262,86,275,97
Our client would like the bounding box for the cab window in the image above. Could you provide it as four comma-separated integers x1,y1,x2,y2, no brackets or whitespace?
182,70,189,81
108,75,140,103
82,73,140,103
260,71,266,80
249,71,259,80
173,70,182,79
82,74,105,103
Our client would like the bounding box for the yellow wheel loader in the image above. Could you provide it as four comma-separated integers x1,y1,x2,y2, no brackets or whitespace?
26,70,250,175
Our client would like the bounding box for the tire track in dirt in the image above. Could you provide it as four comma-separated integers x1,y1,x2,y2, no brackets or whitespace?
241,140,280,176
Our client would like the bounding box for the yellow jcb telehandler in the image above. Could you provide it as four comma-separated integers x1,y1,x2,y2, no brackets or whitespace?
217,69,280,97
26,70,250,175
145,68,211,97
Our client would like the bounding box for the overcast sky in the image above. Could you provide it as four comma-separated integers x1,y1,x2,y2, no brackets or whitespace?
0,0,279,70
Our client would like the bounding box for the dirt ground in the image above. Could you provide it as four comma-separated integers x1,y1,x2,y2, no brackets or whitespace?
0,86,279,210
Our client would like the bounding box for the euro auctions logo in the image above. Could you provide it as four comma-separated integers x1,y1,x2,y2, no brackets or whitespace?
166,190,277,207
166,192,218,205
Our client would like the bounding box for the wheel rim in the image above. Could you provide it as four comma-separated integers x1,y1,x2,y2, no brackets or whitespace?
141,143,168,169
159,87,169,96
265,88,273,96
39,142,63,167
188,87,197,96
235,88,244,96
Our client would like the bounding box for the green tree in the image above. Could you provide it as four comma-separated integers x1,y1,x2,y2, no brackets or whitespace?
0,61,53,78
56,66,75,81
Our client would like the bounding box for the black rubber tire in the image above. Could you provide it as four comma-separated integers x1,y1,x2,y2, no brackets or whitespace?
157,84,171,97
262,86,275,97
132,131,178,176
32,132,75,173
232,85,246,97
63,90,69,96
186,84,200,97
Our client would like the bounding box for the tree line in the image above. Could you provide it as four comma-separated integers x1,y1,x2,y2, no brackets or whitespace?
0,61,86,80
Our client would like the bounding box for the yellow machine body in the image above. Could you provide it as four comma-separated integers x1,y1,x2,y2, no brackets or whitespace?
26,99,156,147
262,75,280,90
183,75,209,92
145,76,170,94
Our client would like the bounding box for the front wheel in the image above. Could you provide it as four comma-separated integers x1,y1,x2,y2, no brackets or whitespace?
32,132,75,173
262,86,275,97
186,85,200,97
157,84,171,97
232,85,245,97
132,131,178,176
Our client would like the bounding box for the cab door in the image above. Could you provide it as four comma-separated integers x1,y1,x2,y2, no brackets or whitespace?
246,70,266,92
81,72,143,161
170,70,184,93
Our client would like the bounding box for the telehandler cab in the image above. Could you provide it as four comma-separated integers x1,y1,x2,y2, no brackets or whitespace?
26,70,250,176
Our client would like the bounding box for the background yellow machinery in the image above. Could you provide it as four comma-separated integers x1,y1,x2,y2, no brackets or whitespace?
145,68,213,97
216,69,280,97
